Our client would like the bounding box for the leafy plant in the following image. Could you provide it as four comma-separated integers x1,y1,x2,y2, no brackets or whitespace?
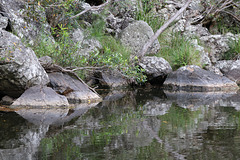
157,32,201,70
223,36,240,60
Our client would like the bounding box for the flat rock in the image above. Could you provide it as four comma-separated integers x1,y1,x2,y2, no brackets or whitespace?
48,72,102,103
163,65,239,92
11,85,69,108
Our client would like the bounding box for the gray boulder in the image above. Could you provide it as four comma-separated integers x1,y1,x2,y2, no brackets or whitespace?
70,28,102,56
0,29,49,97
139,56,172,84
0,0,53,45
119,20,160,56
163,65,239,92
11,85,69,108
48,72,102,103
215,60,240,85
0,96,14,105
200,35,231,63
106,13,134,37
0,14,8,29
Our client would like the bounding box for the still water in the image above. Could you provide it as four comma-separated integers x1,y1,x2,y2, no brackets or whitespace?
1,88,240,160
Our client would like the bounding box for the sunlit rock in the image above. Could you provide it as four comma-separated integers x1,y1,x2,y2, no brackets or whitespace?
0,29,49,97
11,85,69,108
164,65,239,92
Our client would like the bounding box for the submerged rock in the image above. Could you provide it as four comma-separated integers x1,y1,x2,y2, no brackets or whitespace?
0,29,49,97
119,20,160,56
11,85,69,108
48,72,102,103
215,60,240,85
139,56,172,84
0,96,14,105
163,65,239,92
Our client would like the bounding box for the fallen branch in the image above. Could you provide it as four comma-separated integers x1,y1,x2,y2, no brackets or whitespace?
138,0,192,58
69,0,110,20
71,66,107,72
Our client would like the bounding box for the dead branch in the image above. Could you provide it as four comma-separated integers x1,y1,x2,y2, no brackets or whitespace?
138,0,192,58
71,66,107,72
69,0,111,20
221,10,240,23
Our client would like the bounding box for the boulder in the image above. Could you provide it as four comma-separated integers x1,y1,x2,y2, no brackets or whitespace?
105,12,134,37
0,0,53,45
0,29,49,97
11,85,69,108
215,60,240,85
200,35,231,63
94,70,129,88
70,28,102,56
0,14,8,29
48,72,102,103
139,56,172,84
119,20,160,56
0,96,14,105
163,65,239,92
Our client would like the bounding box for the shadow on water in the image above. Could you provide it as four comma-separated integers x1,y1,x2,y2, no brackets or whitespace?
1,88,240,159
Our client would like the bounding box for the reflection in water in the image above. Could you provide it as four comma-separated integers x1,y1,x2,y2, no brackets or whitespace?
1,89,240,159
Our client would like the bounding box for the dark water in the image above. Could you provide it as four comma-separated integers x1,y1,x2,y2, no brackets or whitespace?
1,88,240,160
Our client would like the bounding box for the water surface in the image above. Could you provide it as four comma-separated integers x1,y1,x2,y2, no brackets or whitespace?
1,88,240,160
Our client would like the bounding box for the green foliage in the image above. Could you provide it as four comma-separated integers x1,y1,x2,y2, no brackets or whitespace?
223,36,240,60
157,33,201,70
135,0,164,32
88,36,147,83
33,24,79,67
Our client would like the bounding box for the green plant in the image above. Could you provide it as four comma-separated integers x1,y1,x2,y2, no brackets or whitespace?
157,33,201,70
135,0,164,32
223,36,240,60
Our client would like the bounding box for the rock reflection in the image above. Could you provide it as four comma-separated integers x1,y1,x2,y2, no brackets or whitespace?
164,91,236,110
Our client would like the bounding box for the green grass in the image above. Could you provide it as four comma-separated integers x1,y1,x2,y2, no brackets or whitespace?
223,36,240,60
156,32,201,70
135,0,164,32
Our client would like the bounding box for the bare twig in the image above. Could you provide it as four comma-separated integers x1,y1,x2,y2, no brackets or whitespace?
69,0,110,20
139,0,192,58
220,10,240,23
71,66,107,72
